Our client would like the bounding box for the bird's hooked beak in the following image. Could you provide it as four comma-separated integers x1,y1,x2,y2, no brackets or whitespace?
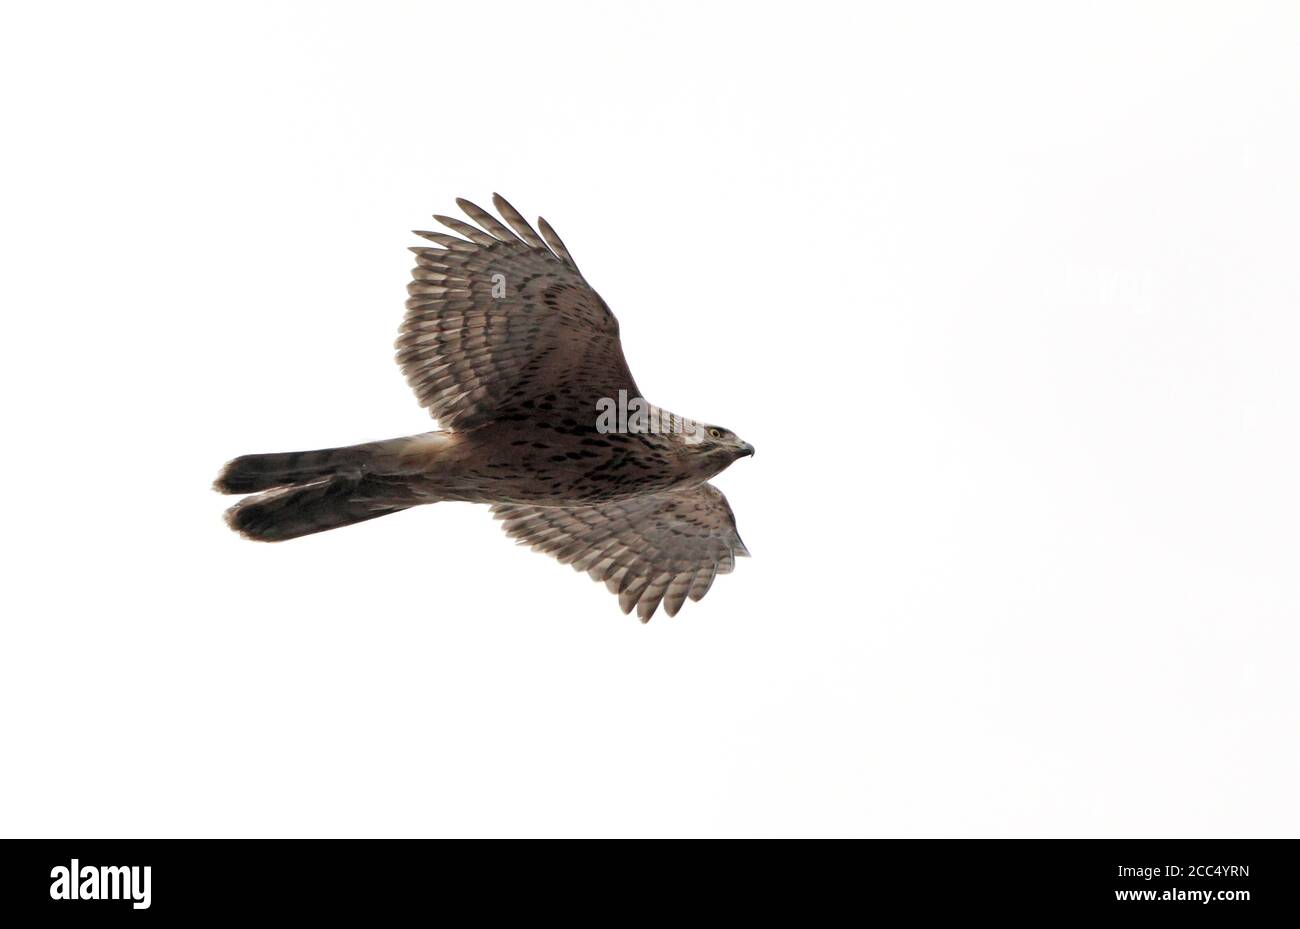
738,442,755,458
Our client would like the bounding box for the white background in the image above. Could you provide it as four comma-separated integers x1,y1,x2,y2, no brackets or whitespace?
2,2,1297,837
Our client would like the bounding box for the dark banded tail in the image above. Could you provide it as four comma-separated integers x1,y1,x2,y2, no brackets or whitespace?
215,432,454,541
214,443,383,494
224,477,413,542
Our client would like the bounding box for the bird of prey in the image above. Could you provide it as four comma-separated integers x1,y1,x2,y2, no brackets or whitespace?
215,194,753,621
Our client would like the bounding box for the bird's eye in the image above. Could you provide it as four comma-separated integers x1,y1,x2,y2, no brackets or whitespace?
708,428,722,439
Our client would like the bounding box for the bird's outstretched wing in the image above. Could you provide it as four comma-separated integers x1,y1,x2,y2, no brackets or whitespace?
492,483,748,621
398,194,640,430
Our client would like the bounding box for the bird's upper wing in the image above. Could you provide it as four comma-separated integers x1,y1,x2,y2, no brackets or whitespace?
492,483,748,621
398,194,640,430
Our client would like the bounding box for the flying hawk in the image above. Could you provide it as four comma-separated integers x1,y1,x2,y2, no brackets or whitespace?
215,195,753,621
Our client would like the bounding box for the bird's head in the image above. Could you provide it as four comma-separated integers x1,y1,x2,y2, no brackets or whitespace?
682,421,754,478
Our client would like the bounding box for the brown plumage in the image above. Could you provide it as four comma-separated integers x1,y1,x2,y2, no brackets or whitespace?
215,194,753,621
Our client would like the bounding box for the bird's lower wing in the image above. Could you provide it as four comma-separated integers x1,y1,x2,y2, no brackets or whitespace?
492,483,748,621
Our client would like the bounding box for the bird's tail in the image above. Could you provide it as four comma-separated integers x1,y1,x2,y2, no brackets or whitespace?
215,441,384,494
215,432,455,542
223,477,413,542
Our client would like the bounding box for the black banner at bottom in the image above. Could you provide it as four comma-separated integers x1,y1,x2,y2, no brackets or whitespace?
1,839,1293,920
